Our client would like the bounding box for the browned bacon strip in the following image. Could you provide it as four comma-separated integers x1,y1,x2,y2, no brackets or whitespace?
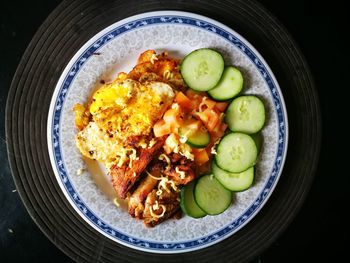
110,136,166,199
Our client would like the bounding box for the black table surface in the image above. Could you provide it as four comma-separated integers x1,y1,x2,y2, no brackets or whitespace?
0,0,347,262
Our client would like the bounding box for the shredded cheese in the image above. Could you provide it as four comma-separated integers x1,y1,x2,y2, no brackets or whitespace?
179,143,194,161
152,200,160,210
116,149,128,167
159,154,171,170
164,134,194,160
150,53,158,64
159,176,178,193
171,103,179,110
163,70,173,80
76,168,85,175
138,139,148,149
211,139,221,155
146,170,178,194
128,148,137,168
149,201,166,218
179,135,187,144
116,148,137,168
199,96,208,112
148,138,157,148
113,198,120,207
175,166,186,179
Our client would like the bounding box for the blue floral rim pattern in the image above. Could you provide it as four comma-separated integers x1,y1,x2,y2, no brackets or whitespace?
50,15,287,252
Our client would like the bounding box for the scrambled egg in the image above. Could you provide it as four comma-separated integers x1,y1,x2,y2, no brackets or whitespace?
75,79,174,166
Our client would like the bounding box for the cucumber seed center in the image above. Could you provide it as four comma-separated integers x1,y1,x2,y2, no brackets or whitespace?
195,61,209,79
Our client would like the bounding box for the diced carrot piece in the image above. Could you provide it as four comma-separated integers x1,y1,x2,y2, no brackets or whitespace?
153,119,171,137
194,111,209,124
163,108,182,132
163,108,177,122
175,92,192,109
186,89,204,109
193,149,210,166
199,98,216,111
212,120,227,134
202,109,220,132
186,89,200,99
215,102,229,112
183,118,201,132
211,123,228,142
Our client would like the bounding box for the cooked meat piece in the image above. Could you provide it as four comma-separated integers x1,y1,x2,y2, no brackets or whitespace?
110,136,166,199
143,189,180,227
125,134,152,148
163,164,195,185
169,152,182,163
128,169,160,218
160,153,196,185
139,72,162,83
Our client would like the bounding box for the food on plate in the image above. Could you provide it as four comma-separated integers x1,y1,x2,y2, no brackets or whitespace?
73,48,266,226
225,95,266,134
180,48,224,91
208,66,244,101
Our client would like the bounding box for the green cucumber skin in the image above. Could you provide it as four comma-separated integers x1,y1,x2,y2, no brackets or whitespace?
194,174,232,215
180,48,224,91
225,95,266,134
179,127,211,148
180,181,207,218
215,132,258,173
212,162,254,192
186,133,211,148
208,66,244,101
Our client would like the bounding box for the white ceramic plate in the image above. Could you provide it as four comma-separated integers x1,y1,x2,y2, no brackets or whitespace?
47,11,288,253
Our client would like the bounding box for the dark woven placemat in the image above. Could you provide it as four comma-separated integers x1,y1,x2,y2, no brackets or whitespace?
6,0,321,262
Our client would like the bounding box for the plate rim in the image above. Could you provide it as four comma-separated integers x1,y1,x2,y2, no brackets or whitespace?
47,10,289,254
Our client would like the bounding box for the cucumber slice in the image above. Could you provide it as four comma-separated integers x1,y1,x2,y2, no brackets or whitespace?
179,126,210,148
208,66,243,101
194,174,232,215
226,95,266,134
180,181,207,218
212,162,254,191
215,132,257,173
181,48,224,91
